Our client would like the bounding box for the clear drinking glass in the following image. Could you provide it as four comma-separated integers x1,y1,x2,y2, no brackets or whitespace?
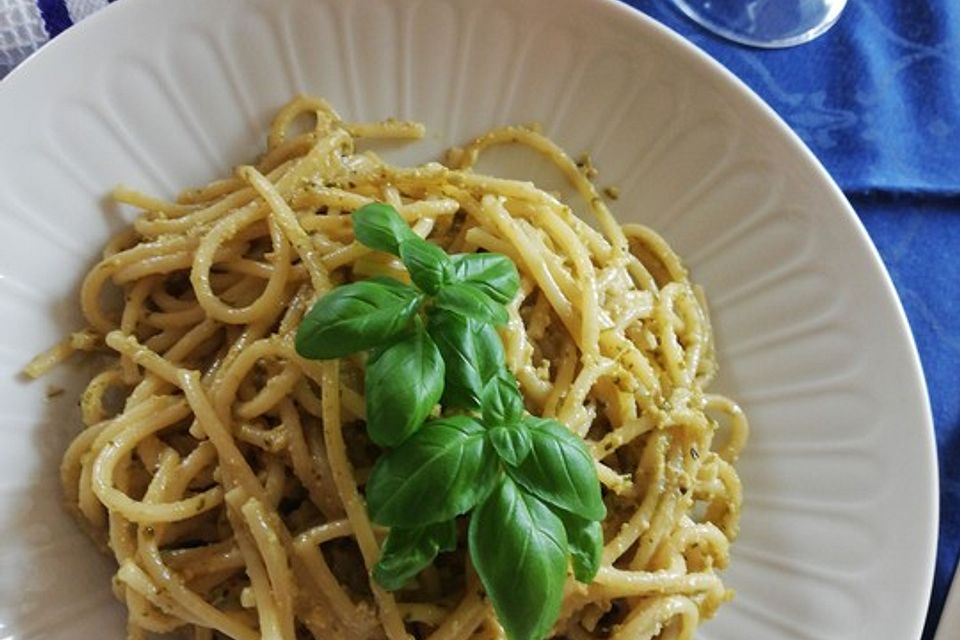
670,0,848,48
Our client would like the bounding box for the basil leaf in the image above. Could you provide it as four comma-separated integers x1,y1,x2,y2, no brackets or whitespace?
352,202,418,256
399,237,452,294
366,416,498,526
365,325,444,447
434,282,508,326
554,509,602,583
450,253,520,305
469,476,567,640
427,310,504,409
295,278,422,360
481,369,524,427
372,520,457,591
507,417,606,522
487,424,532,467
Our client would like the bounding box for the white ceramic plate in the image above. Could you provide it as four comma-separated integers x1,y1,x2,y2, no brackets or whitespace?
0,0,936,638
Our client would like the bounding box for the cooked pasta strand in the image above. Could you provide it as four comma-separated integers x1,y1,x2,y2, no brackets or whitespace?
35,96,745,640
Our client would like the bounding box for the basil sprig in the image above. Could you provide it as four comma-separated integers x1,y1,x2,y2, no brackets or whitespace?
427,312,503,410
295,203,516,442
449,253,520,305
295,203,605,640
350,201,420,255
294,277,422,359
373,520,457,591
365,416,499,526
363,322,444,447
469,475,568,640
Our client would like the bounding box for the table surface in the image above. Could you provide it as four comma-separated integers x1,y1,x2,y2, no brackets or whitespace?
624,1,959,637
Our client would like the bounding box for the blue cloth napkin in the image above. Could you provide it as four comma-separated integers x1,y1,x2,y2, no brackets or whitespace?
631,0,960,196
0,0,112,77
625,1,960,637
2,0,958,637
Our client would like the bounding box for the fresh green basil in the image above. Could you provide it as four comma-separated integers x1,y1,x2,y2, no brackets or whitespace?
554,509,603,583
372,520,457,590
450,253,520,305
352,202,418,256
399,237,452,295
469,475,568,640
481,369,524,427
507,416,606,522
427,310,504,409
297,202,608,640
295,278,422,360
434,282,509,326
364,324,444,447
366,416,498,527
487,424,533,467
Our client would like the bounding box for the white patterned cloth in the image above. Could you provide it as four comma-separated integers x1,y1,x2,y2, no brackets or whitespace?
0,0,109,77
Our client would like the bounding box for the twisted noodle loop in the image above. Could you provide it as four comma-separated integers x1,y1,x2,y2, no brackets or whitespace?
25,97,747,640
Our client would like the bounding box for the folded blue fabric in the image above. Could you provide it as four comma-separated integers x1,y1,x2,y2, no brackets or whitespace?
630,0,960,195
0,0,111,77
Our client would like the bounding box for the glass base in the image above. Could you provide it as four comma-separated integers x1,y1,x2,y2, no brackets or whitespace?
671,0,848,48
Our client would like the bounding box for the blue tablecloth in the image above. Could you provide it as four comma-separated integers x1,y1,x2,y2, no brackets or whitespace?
624,1,959,636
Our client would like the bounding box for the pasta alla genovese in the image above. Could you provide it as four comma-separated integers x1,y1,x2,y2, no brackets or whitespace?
25,96,747,640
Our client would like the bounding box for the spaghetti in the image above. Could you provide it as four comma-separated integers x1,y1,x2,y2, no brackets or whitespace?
26,96,747,640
